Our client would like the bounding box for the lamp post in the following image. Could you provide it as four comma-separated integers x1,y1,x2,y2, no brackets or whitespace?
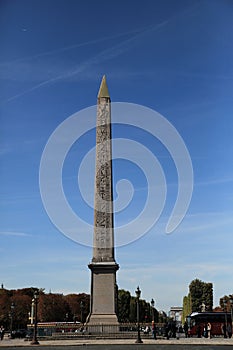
31,291,39,345
80,301,84,325
151,298,157,340
151,298,155,322
135,286,143,344
230,297,233,329
223,298,228,338
9,302,15,339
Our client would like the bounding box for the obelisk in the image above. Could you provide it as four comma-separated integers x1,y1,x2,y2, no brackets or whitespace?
87,76,119,324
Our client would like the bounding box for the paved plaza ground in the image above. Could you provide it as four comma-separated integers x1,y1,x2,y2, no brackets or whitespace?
0,337,233,348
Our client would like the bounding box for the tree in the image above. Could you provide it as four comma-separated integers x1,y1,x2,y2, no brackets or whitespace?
189,279,204,312
12,294,31,329
219,294,233,312
182,294,192,324
0,289,11,328
0,287,43,329
64,293,90,322
140,299,151,323
37,293,70,322
118,289,131,322
129,296,137,322
202,283,213,311
189,279,213,313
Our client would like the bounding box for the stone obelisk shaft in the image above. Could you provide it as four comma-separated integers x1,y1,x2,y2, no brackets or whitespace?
93,75,115,262
87,76,119,325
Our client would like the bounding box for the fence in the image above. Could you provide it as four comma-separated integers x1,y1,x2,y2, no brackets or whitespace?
30,322,166,338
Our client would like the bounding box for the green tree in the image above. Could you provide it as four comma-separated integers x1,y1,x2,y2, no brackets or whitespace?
182,294,191,324
202,283,213,311
189,279,213,313
118,289,131,322
140,299,151,323
129,296,137,322
219,294,233,312
189,279,204,312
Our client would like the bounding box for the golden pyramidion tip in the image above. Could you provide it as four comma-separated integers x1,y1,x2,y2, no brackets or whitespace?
98,75,110,98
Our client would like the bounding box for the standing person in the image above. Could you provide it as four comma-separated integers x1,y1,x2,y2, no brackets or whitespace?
183,321,188,338
222,323,227,338
0,326,5,341
171,322,177,338
151,321,157,339
197,324,201,338
227,323,232,338
203,324,208,338
164,323,170,340
207,322,211,339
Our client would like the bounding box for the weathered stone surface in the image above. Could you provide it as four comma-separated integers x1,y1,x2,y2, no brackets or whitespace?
87,76,119,325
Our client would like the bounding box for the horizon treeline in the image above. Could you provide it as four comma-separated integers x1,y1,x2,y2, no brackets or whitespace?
0,287,166,329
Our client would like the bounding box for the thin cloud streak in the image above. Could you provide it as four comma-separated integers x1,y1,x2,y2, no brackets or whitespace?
4,20,169,103
4,2,199,103
0,231,31,237
120,262,233,276
0,27,154,66
195,177,233,187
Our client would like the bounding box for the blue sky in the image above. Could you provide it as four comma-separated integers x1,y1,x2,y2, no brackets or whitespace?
1,0,233,313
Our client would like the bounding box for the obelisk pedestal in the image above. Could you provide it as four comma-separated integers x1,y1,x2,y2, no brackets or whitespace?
87,76,119,326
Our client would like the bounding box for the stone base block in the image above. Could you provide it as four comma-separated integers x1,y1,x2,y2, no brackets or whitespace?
87,313,119,324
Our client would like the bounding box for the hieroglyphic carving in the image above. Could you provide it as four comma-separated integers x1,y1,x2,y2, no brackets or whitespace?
87,78,119,325
93,96,114,260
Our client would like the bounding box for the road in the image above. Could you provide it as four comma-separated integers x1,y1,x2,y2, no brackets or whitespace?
1,345,233,350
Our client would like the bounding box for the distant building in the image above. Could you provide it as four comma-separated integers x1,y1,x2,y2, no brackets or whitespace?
169,307,183,324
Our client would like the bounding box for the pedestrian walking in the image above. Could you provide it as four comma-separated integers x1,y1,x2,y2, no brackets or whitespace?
0,326,5,341
151,321,156,339
207,322,211,338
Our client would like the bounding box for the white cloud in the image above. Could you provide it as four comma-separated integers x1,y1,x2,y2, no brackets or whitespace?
0,231,31,237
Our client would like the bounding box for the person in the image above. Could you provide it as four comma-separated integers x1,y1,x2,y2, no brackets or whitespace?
222,323,227,338
151,321,156,340
0,326,5,341
144,325,150,334
164,322,171,340
207,322,211,339
197,324,201,338
227,323,232,338
183,322,188,338
203,324,208,338
171,322,177,338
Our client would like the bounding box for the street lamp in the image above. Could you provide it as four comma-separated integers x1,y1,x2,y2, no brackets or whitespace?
151,298,155,321
135,286,143,344
223,298,228,338
31,291,39,345
80,301,84,325
9,302,15,339
229,296,233,331
151,298,157,340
